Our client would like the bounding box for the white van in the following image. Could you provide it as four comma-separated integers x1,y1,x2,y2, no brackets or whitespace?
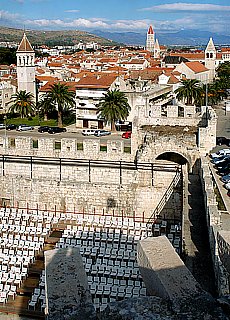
81,129,96,136
210,148,230,159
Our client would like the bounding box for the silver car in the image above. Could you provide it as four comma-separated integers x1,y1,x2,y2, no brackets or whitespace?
17,124,34,131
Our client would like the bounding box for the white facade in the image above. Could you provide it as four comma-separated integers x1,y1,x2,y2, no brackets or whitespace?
0,81,16,113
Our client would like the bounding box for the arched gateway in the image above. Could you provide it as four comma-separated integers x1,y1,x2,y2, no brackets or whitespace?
156,152,188,166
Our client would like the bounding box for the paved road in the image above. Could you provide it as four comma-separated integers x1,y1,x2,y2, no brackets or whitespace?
215,103,230,139
0,126,131,144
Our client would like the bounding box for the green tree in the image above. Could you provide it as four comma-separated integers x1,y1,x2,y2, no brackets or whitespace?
97,89,131,131
9,90,35,118
40,83,76,127
216,62,230,90
175,79,202,106
37,95,55,121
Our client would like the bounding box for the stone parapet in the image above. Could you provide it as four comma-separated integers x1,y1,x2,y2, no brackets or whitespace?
200,157,228,295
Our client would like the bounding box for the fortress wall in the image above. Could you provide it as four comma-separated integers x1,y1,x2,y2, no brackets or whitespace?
199,157,229,295
0,161,177,219
0,136,133,160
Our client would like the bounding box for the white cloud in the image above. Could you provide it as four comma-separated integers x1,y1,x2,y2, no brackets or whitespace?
140,3,230,12
64,10,80,13
0,10,21,21
25,18,109,28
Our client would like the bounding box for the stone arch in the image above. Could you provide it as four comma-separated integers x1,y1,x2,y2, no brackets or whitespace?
156,151,190,169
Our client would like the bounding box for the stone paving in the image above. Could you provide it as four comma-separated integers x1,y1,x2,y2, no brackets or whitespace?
183,173,217,296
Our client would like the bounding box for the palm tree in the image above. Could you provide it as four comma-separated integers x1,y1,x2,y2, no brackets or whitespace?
97,89,131,131
37,95,55,121
40,83,76,127
9,90,35,118
175,79,202,106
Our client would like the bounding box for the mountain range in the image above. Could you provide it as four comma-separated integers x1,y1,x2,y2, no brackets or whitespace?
0,26,229,48
93,29,230,47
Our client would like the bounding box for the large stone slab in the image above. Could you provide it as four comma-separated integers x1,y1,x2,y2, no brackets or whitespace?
45,247,95,320
137,236,203,305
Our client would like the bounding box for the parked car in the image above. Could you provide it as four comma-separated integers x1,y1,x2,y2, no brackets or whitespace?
227,190,230,197
17,124,34,131
212,155,230,165
0,123,5,130
48,127,67,134
94,130,111,137
82,129,96,136
224,182,230,190
210,149,230,159
221,174,230,183
6,124,17,130
217,164,230,175
38,126,51,133
122,131,132,139
216,136,230,146
216,159,230,168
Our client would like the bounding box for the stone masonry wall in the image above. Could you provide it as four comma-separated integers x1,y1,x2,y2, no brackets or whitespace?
199,157,229,295
0,160,177,219
0,136,134,160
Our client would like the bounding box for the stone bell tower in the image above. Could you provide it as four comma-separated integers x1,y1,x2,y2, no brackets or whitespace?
205,37,216,81
16,33,36,101
146,25,155,53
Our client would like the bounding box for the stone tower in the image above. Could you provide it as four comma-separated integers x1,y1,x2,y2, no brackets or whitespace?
16,33,36,101
205,37,216,81
154,38,161,59
146,25,155,53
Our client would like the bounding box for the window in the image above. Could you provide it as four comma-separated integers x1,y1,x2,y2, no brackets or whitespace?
124,146,131,154
32,139,38,148
77,142,83,150
55,141,61,150
100,145,107,152
10,138,15,148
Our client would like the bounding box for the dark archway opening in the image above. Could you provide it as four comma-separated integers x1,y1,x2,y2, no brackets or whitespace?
156,152,188,166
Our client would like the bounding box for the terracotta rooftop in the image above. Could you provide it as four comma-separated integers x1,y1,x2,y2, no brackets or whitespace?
17,33,34,52
148,25,154,34
185,61,209,73
39,81,77,92
76,74,117,89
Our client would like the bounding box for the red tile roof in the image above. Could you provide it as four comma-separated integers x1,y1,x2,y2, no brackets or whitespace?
76,74,117,89
185,61,209,73
39,81,77,92
148,25,154,34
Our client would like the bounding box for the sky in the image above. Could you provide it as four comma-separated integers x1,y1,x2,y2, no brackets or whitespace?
0,0,229,35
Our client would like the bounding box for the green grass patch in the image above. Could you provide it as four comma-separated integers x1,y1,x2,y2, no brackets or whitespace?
4,115,57,127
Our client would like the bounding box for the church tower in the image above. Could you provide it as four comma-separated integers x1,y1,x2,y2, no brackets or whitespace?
205,37,216,81
146,25,155,53
154,38,161,59
16,33,36,101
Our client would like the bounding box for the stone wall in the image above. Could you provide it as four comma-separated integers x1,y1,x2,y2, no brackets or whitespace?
0,136,134,160
0,157,178,219
199,157,229,295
